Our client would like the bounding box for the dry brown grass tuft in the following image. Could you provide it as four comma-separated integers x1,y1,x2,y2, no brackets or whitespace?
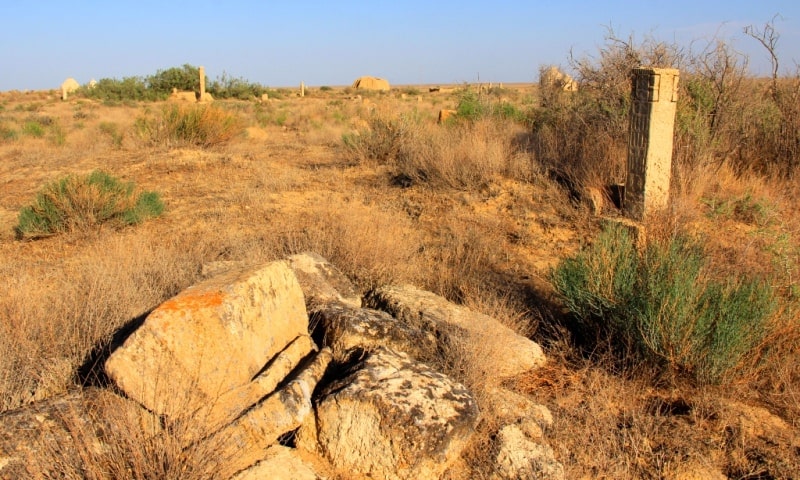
136,103,244,148
345,110,533,189
19,389,231,480
516,356,800,479
0,232,206,410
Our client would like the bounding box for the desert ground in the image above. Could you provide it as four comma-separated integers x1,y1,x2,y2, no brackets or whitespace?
1,78,798,478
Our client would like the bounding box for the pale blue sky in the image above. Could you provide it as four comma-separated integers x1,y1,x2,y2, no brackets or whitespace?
1,1,798,91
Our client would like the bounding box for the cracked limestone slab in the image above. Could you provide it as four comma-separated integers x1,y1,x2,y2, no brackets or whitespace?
105,260,309,420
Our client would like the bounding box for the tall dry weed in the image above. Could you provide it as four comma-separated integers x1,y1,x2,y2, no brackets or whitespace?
136,103,243,148
0,233,206,411
345,111,531,189
264,202,423,290
20,389,230,480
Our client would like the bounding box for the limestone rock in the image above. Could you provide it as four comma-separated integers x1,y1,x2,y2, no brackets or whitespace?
539,66,577,92
365,284,546,379
311,303,437,363
485,387,553,441
231,445,327,480
491,425,565,480
0,389,159,478
287,252,361,311
169,89,198,102
351,76,390,91
207,347,333,479
186,334,317,437
313,347,479,480
105,261,309,420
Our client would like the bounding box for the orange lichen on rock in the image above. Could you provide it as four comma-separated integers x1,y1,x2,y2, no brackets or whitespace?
157,290,225,313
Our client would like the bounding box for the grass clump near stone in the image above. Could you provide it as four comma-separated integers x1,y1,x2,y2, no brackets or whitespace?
551,223,778,384
15,170,164,238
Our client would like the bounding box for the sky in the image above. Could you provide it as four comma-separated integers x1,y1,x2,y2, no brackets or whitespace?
1,1,798,91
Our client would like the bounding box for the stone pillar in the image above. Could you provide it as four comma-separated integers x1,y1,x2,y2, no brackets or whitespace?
199,66,206,100
300,81,305,97
624,67,679,220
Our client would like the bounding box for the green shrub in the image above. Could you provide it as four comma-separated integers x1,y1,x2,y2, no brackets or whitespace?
551,223,778,384
0,124,17,141
456,91,489,121
136,103,243,148
493,101,526,122
703,192,774,226
207,72,267,100
147,64,205,96
22,121,45,138
343,113,416,165
253,103,289,127
15,171,164,237
454,90,528,123
83,77,161,102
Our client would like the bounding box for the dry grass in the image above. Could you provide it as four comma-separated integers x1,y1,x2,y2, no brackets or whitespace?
517,354,800,479
1,82,798,478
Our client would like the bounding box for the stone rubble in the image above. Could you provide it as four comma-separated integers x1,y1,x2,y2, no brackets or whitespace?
0,252,559,479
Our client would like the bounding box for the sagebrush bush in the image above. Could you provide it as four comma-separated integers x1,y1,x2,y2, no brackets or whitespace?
136,103,243,148
15,171,164,237
22,120,45,138
207,72,267,100
0,123,17,141
551,223,779,384
455,90,527,123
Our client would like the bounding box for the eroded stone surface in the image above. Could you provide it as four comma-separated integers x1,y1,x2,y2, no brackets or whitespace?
492,425,565,480
231,445,326,480
105,261,309,419
485,387,553,441
0,389,159,478
625,67,679,220
185,334,317,439
287,252,361,311
365,284,546,378
208,347,333,479
314,347,479,480
312,303,437,363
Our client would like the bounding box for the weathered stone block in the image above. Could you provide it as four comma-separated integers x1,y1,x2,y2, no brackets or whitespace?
313,347,479,480
0,389,159,478
207,347,332,479
625,67,679,220
365,284,546,378
311,303,437,362
105,261,309,419
231,445,327,480
287,252,361,311
491,425,565,480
